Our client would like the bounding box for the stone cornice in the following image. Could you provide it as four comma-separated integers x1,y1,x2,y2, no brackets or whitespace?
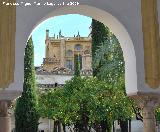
0,90,21,101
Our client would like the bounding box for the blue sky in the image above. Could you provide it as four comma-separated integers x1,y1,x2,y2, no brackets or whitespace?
32,14,92,66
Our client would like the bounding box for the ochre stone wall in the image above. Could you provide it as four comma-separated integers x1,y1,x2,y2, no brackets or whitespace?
43,36,92,71
0,1,16,88
141,0,160,88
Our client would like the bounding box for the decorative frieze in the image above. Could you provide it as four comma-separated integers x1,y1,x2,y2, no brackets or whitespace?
43,58,60,64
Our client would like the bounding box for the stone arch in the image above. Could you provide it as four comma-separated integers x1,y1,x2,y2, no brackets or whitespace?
66,50,73,57
27,5,137,95
1,2,160,132
8,4,139,100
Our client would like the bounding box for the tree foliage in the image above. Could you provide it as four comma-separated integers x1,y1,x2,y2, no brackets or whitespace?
91,19,109,57
74,54,81,76
39,75,133,131
15,37,40,132
156,108,160,123
38,19,134,132
92,19,134,131
93,34,124,88
92,19,109,77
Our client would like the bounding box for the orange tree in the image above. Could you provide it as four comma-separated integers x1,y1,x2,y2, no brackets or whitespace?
92,19,134,132
38,76,133,132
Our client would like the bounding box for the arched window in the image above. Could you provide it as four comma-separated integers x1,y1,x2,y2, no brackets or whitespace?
74,54,82,70
66,50,73,56
75,44,82,51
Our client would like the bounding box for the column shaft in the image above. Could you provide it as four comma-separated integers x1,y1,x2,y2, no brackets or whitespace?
0,101,11,132
0,117,11,132
143,106,156,132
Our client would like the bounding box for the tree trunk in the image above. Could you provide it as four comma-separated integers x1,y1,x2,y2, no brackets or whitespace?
53,121,58,132
62,123,66,132
74,122,83,132
100,120,107,132
120,120,128,132
93,123,101,132
112,121,115,132
129,119,131,132
58,121,61,132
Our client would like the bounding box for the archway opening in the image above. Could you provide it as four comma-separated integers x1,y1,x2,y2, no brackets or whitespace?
26,5,137,95
19,9,138,131
11,4,139,132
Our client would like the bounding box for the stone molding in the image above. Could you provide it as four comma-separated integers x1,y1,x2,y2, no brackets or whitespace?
37,84,64,88
130,92,160,108
0,90,21,101
36,66,92,76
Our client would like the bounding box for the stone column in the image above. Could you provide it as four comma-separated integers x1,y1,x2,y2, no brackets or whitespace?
143,105,156,132
131,93,160,132
0,101,11,132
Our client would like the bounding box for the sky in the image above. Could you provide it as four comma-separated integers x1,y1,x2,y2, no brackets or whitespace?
32,14,92,66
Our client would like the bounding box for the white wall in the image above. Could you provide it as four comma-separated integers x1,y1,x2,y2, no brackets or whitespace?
36,74,73,85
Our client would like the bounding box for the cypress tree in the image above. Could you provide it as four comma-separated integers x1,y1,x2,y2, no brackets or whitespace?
74,54,81,76
15,37,39,132
91,19,112,132
91,19,109,58
91,19,110,76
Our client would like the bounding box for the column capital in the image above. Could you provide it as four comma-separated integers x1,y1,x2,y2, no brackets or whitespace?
130,92,160,109
130,92,160,132
0,100,11,117
0,100,12,132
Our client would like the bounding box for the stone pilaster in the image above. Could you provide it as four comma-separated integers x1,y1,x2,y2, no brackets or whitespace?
60,39,65,67
82,54,85,70
141,0,160,88
131,93,160,132
0,1,16,88
87,54,92,69
0,100,11,132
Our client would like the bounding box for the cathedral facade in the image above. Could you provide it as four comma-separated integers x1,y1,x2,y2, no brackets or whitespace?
11,30,93,132
43,30,92,74
36,30,92,89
